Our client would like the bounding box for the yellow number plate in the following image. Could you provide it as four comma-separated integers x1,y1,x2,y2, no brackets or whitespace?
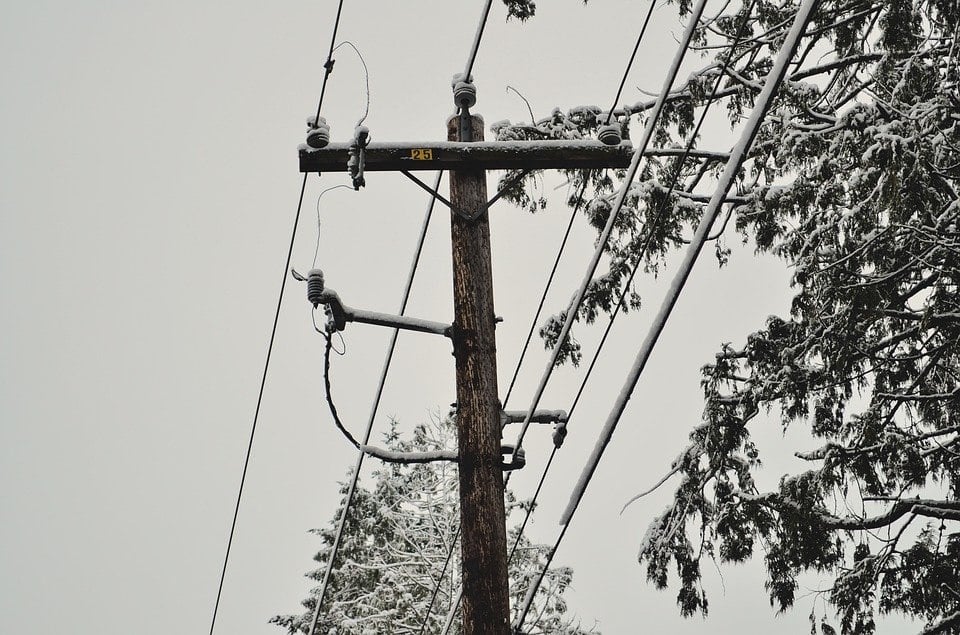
410,148,434,160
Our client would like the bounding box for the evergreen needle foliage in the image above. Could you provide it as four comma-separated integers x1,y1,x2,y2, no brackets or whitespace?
273,417,598,635
496,1,960,633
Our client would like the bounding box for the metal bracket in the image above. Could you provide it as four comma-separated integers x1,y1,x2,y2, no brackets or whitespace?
501,444,525,471
348,126,370,189
312,286,452,337
400,169,530,221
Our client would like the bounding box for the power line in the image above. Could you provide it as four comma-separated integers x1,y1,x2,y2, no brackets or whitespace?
509,0,767,628
513,1,822,630
416,180,589,635
559,0,821,529
314,0,347,123
462,0,495,82
502,179,589,408
209,175,308,635
603,0,657,125
424,4,709,631
307,172,444,635
508,0,710,465
210,4,348,632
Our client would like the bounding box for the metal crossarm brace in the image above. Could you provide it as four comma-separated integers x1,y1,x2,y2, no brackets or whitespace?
400,169,530,220
313,288,452,337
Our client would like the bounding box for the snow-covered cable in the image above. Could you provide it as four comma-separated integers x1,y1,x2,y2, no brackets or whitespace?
462,0,494,85
510,4,763,626
559,0,824,527
508,0,710,464
307,172,443,635
209,175,308,635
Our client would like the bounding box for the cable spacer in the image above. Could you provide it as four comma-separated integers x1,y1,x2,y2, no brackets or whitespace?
306,115,331,149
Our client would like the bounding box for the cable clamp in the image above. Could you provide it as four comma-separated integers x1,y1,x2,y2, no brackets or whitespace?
501,444,525,471
348,125,370,189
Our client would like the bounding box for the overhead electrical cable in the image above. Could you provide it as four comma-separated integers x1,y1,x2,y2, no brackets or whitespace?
508,0,710,465
603,0,658,125
210,3,350,632
209,175,309,635
462,0,495,82
507,0,765,626
429,4,711,633
560,0,822,529
423,180,590,635
502,179,589,407
513,1,823,631
314,0,347,122
306,171,444,635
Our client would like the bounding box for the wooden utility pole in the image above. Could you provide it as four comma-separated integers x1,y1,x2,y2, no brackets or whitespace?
299,97,630,635
447,111,510,634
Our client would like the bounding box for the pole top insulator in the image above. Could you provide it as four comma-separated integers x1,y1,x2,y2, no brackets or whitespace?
453,80,477,110
306,116,331,149
597,122,622,146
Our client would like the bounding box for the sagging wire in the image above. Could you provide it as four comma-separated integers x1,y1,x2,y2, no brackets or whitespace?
312,184,353,269
506,85,536,125
330,40,371,128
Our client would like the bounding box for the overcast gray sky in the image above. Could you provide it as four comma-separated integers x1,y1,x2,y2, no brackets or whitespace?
0,2,913,634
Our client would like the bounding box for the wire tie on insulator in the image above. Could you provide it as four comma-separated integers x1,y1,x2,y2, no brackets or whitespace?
307,269,326,307
306,115,331,149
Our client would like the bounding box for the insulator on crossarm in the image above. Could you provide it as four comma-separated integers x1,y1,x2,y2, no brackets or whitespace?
306,116,331,149
453,81,477,110
597,113,622,146
307,269,326,307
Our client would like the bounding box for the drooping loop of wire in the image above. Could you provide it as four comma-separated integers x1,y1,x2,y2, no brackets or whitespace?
313,184,353,268
306,172,444,635
330,41,371,127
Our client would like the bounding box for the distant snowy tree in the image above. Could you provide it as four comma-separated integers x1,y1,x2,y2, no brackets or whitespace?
497,1,959,633
272,417,598,635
